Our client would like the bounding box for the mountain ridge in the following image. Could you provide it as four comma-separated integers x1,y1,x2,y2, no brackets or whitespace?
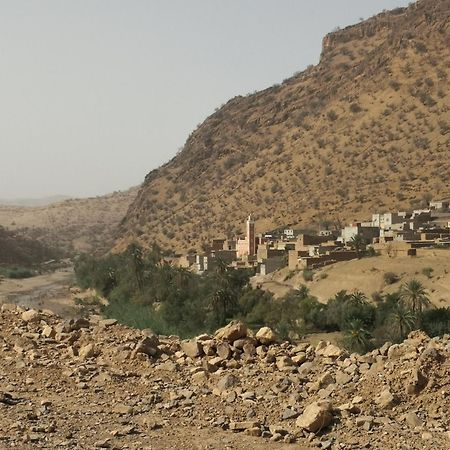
116,0,450,252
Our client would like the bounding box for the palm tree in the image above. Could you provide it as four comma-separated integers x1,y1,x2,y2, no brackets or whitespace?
400,279,431,320
349,291,368,306
389,303,416,341
349,234,367,258
343,319,372,353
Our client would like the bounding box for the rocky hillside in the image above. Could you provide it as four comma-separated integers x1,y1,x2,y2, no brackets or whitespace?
0,188,138,256
1,306,450,449
117,0,450,252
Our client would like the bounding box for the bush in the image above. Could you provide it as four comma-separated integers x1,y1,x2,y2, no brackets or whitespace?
302,269,314,282
384,272,399,285
3,267,36,279
422,267,434,278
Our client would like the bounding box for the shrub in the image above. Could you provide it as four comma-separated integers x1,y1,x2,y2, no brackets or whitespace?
327,110,338,121
384,272,399,285
422,267,434,279
302,269,314,282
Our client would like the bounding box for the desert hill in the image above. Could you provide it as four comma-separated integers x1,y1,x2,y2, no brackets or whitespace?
117,0,450,253
0,195,71,207
1,306,450,448
0,188,138,255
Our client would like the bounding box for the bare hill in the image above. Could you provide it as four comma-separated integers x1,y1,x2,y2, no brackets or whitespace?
116,0,450,253
0,188,138,255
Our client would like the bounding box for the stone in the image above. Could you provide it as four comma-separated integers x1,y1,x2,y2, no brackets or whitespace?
276,356,295,370
132,336,159,358
191,371,208,385
181,339,203,358
404,412,423,428
282,408,299,420
215,321,247,342
216,342,232,360
78,343,96,360
322,344,342,358
335,371,352,385
245,427,261,437
217,374,239,392
256,327,277,345
229,421,260,431
292,352,307,365
296,401,333,433
113,404,133,415
99,319,117,327
406,367,428,395
376,388,398,409
41,325,56,339
21,309,40,323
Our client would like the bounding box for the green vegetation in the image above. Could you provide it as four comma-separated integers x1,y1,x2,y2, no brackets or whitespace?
0,266,36,279
75,244,449,353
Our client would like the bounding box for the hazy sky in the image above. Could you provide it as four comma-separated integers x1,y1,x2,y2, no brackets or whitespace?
0,0,411,199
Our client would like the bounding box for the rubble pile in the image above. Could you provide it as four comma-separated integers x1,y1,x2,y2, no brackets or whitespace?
1,304,450,449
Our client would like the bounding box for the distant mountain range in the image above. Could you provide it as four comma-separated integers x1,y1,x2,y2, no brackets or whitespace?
0,195,72,207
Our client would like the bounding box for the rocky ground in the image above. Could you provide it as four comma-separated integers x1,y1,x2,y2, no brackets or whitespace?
1,307,450,450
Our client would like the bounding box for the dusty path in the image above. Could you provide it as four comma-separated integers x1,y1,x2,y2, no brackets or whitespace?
0,269,79,318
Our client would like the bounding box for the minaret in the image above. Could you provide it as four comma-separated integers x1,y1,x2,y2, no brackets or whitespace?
246,214,255,256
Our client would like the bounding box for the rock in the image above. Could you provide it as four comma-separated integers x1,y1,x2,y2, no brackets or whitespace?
406,367,428,395
229,421,260,431
21,309,40,323
41,325,56,339
99,319,117,327
217,374,239,392
282,408,299,420
376,388,398,409
356,416,374,429
256,327,277,345
191,371,208,385
276,356,295,370
113,404,134,415
245,427,261,437
322,344,342,358
132,335,160,358
78,343,96,360
181,339,203,358
335,371,352,385
292,352,307,365
404,412,423,428
216,342,232,360
296,401,333,433
215,321,247,342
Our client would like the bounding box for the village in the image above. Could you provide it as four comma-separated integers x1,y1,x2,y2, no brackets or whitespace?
178,199,450,276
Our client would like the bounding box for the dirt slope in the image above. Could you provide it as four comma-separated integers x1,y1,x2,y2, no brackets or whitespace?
1,307,450,449
117,0,450,253
254,251,450,303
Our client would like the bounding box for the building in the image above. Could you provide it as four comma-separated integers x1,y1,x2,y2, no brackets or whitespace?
236,215,256,258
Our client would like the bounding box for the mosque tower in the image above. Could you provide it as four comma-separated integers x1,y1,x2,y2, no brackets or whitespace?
246,214,255,256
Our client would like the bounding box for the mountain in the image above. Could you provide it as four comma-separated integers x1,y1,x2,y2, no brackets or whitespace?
0,195,72,207
0,188,138,255
115,0,450,253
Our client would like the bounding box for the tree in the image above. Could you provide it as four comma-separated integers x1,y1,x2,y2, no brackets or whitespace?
349,234,367,258
389,303,416,341
400,279,431,321
343,319,372,353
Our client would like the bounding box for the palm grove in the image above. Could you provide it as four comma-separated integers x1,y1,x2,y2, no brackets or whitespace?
75,243,450,353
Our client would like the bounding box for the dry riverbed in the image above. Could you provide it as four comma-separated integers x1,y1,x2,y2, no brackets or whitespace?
0,269,81,318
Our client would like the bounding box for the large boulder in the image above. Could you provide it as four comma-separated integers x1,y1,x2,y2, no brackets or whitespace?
215,321,247,342
296,401,333,433
255,327,277,345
